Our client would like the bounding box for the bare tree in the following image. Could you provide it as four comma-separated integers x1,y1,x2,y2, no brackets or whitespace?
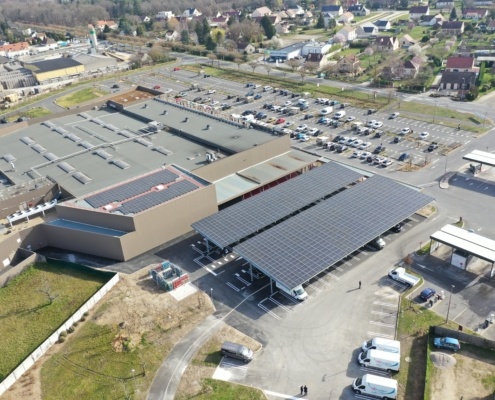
264,64,272,75
304,61,320,75
234,58,243,70
286,59,302,72
249,62,259,73
37,277,59,305
333,33,347,45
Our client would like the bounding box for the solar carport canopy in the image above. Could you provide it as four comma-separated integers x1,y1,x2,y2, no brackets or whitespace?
192,162,363,249
431,224,495,263
463,150,495,166
234,174,434,289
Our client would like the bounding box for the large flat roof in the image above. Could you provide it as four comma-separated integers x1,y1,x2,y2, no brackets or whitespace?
0,101,278,198
192,162,364,249
234,174,434,289
463,150,495,167
430,224,495,263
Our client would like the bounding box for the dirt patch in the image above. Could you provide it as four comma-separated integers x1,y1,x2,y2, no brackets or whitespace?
3,267,213,400
175,325,262,400
430,352,456,369
109,89,155,105
430,349,495,400
416,205,436,218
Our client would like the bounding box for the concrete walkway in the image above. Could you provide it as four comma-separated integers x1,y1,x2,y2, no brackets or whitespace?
146,314,224,400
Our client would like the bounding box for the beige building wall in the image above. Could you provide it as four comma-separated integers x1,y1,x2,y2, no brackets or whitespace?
34,65,85,82
194,135,290,182
55,205,136,232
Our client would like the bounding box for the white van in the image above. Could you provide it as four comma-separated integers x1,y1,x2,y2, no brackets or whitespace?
358,349,400,372
276,282,308,301
334,110,346,119
241,114,255,122
362,338,401,354
320,106,333,115
351,121,363,130
352,374,398,399
298,98,309,106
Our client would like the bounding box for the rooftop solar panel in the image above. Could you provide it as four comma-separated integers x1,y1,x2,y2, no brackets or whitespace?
192,162,363,249
85,168,179,208
234,174,433,289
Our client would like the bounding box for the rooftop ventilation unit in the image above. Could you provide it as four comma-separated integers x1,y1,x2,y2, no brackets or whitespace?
2,154,16,162
112,159,130,169
79,141,94,149
73,172,92,184
136,138,153,147
67,134,82,143
95,149,112,160
58,162,75,173
44,152,58,161
32,144,47,153
21,137,35,146
154,146,173,156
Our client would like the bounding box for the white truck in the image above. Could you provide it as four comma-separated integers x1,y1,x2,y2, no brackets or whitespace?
276,282,308,301
362,338,401,354
388,267,420,287
352,374,398,399
358,349,400,372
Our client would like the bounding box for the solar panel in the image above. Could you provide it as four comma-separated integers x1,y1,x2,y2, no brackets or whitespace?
73,172,92,184
119,180,197,214
234,174,434,289
192,162,363,249
85,168,179,208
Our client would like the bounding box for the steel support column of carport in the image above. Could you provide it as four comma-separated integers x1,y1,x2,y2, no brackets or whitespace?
245,260,275,295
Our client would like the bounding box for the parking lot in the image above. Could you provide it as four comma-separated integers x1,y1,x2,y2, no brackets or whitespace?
124,67,474,172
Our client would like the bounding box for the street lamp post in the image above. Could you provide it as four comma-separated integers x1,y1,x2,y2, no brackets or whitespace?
210,288,213,301
445,285,455,323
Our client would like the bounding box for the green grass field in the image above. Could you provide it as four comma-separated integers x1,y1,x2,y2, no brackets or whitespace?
56,87,108,108
193,379,265,400
7,107,52,122
0,262,111,381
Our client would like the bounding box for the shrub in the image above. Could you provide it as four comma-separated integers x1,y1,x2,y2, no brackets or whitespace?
59,331,67,337
73,321,79,327
68,326,75,333
80,316,86,322
58,336,66,343
83,312,89,317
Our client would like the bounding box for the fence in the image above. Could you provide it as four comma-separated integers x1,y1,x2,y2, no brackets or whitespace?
433,325,495,350
0,272,119,396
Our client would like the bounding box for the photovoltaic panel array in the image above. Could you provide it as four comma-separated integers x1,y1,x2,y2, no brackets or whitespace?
119,180,198,215
192,162,363,249
85,169,179,208
234,174,434,289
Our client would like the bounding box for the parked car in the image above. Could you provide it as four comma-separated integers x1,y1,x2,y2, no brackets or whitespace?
275,118,285,124
112,84,120,88
428,142,439,151
372,121,383,128
358,142,371,150
296,124,308,132
153,85,161,89
374,130,384,138
336,145,348,153
360,151,371,159
254,94,262,100
381,159,394,167
398,153,410,161
367,109,377,115
400,127,411,135
308,128,320,136
434,337,461,351
173,67,180,71
393,137,401,144
373,145,386,154
420,288,436,301
390,223,403,233
352,150,363,158
247,90,255,96
345,116,356,122
284,100,292,106
389,112,400,119
419,132,430,140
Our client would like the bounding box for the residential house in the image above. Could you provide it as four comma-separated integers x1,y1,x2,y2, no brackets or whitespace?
338,12,354,24
439,71,476,90
164,30,180,41
275,21,291,34
223,10,241,20
356,23,378,38
321,5,343,17
183,8,202,18
419,14,445,26
400,34,417,48
253,15,281,26
473,0,493,5
445,57,477,72
374,36,399,51
251,6,272,18
0,42,30,58
302,11,314,25
95,20,118,31
462,8,488,19
210,16,229,28
395,59,421,78
322,12,336,28
305,53,329,69
441,21,464,34
156,11,174,19
337,26,357,42
409,5,430,20
488,20,495,32
436,0,454,9
337,54,361,74
374,19,391,31
284,9,299,19
236,42,255,54
287,5,306,17
348,4,370,16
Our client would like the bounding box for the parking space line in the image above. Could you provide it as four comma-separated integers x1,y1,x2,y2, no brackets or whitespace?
226,281,241,291
371,311,396,317
235,273,251,286
205,267,218,276
373,301,397,307
220,359,249,370
315,277,333,287
370,321,395,328
359,366,391,377
268,297,293,312
326,272,340,281
258,301,282,320
335,266,344,272
367,331,395,339
277,290,302,304
307,282,323,292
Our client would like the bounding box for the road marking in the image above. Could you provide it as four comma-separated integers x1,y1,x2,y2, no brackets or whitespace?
220,359,249,370
417,264,433,271
453,308,467,321
307,282,322,292
269,297,293,312
372,311,396,317
367,331,395,339
226,281,240,291
373,301,397,308
359,366,391,376
326,272,341,281
258,302,281,320
264,390,302,399
370,321,395,328
235,273,251,286
277,290,302,304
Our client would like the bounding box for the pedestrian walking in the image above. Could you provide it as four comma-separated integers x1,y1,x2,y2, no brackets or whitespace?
303,385,308,396
300,385,304,395
359,281,362,289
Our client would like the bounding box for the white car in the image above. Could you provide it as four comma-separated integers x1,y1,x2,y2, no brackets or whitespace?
358,142,371,150
211,101,219,106
300,134,310,142
389,112,400,119
339,136,349,144
352,150,363,158
346,137,357,146
296,124,308,132
282,128,292,135
319,98,330,104
351,139,363,147
207,90,216,94
372,121,383,128
254,84,261,88
272,105,281,111
283,121,294,127
308,128,319,135
382,159,394,167
400,127,411,135
345,116,356,122
360,151,371,159
284,100,292,106
366,120,376,127
374,156,386,164
263,86,272,91
419,132,430,139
